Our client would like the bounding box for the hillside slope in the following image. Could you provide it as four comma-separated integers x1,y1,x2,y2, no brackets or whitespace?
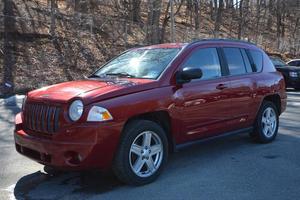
0,0,299,96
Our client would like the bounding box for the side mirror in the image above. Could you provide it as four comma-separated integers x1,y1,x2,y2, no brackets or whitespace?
176,67,203,84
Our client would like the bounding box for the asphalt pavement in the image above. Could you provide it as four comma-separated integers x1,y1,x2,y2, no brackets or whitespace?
0,91,300,200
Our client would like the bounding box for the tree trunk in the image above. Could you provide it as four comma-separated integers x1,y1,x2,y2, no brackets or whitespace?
194,0,200,30
237,0,244,39
2,0,17,95
146,0,162,44
160,2,170,43
254,0,261,43
214,0,224,37
130,0,141,22
49,0,57,38
210,0,214,20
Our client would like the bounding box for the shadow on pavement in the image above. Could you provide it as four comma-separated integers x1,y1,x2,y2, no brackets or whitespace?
14,170,123,199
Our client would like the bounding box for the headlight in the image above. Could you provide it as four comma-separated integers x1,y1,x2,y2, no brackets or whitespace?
22,95,27,110
289,71,298,77
69,100,84,121
87,106,113,122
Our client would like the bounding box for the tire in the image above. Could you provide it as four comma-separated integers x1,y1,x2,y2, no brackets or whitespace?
113,120,168,185
250,101,279,143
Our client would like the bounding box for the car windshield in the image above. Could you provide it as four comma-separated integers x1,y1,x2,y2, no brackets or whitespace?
288,60,300,66
93,48,181,79
271,57,286,67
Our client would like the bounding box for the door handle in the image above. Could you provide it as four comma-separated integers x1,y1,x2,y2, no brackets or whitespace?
216,84,227,90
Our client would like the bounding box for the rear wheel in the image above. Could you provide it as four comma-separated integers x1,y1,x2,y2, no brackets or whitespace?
250,101,279,143
113,120,168,185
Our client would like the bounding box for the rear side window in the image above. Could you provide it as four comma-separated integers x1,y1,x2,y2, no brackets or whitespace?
249,50,263,72
240,49,253,72
182,48,222,80
223,48,247,75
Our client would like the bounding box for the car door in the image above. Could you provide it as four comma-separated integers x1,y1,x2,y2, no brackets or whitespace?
221,47,257,129
173,47,233,142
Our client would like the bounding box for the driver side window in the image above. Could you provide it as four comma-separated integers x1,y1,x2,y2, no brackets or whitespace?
182,48,222,80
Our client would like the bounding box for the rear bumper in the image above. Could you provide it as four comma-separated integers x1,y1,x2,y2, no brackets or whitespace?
14,113,124,170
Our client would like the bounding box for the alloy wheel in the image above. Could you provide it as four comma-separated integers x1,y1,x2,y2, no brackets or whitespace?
261,107,277,138
129,131,163,178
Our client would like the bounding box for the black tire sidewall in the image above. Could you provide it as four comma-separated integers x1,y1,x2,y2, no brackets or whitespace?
113,120,168,185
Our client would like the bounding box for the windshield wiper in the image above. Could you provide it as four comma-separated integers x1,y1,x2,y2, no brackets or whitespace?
105,72,136,78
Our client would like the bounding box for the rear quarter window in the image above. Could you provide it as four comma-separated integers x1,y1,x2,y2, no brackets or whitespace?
249,50,263,72
240,49,253,73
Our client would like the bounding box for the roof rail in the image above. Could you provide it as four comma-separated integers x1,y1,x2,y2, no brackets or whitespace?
189,38,257,46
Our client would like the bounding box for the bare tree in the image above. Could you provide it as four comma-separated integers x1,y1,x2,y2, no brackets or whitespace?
131,0,142,22
160,0,183,43
214,0,224,37
194,0,201,31
275,0,287,48
49,0,58,37
146,0,162,44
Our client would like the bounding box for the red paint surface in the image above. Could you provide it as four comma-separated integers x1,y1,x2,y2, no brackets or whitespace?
15,41,287,170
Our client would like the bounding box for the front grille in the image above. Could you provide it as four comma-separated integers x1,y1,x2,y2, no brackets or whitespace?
24,103,61,134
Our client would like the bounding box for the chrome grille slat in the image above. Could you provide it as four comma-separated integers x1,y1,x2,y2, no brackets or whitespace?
24,103,61,134
38,105,43,132
35,105,40,131
54,108,60,132
28,104,32,129
25,105,29,129
41,105,45,132
47,107,53,133
31,104,35,130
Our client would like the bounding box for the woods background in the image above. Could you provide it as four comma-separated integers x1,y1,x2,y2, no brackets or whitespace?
0,0,300,96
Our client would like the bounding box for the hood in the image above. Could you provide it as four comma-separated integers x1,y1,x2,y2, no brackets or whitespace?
276,65,300,71
28,78,157,104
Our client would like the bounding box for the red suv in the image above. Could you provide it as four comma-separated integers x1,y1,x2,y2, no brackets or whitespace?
15,39,287,185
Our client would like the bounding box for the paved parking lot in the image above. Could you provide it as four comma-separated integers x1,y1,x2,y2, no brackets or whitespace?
0,91,300,200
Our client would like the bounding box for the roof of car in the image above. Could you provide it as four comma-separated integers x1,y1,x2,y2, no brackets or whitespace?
287,59,300,62
139,43,187,49
190,38,257,46
139,39,257,50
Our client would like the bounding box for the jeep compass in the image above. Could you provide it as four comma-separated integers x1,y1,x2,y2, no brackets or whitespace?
14,39,287,185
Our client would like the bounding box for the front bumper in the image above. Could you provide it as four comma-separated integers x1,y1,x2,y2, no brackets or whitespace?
14,113,123,170
286,77,300,88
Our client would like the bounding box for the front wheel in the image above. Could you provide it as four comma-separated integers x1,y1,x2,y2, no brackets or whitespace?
250,101,279,143
113,120,168,185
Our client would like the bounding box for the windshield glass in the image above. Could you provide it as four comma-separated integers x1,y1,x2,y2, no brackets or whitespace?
94,48,181,79
270,57,286,66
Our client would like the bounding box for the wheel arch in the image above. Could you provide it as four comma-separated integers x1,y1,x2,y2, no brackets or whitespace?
122,110,175,153
262,94,282,115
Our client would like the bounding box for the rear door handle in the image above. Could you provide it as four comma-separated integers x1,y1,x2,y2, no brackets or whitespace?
216,84,228,90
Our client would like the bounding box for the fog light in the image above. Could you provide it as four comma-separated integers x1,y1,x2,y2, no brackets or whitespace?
64,151,82,166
